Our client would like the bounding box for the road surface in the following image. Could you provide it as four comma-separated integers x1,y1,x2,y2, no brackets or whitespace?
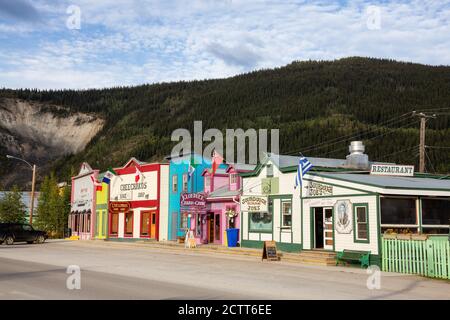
0,240,448,300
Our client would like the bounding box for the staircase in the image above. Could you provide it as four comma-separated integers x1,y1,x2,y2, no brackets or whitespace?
282,250,337,266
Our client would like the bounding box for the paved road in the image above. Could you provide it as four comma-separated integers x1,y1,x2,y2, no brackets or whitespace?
0,240,449,300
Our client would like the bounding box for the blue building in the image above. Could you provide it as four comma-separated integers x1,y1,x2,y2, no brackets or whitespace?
166,153,226,241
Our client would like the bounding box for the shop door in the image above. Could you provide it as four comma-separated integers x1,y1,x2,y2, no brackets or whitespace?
96,211,101,237
208,213,214,243
141,211,150,237
171,212,178,240
150,212,157,238
323,208,333,250
314,208,324,249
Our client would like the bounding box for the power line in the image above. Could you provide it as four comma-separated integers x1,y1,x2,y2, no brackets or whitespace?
284,112,414,155
315,119,418,158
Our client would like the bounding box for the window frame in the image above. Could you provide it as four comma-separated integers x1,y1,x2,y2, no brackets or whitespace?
353,203,370,244
172,174,178,193
281,200,292,228
182,173,188,192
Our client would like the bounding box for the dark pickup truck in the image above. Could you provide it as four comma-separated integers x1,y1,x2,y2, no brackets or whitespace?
0,223,47,245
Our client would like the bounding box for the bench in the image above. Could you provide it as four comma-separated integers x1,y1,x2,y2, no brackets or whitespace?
336,250,370,268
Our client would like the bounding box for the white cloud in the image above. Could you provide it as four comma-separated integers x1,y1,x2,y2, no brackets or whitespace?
1,0,450,89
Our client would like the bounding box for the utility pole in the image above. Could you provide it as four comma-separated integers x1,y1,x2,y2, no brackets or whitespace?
413,112,436,173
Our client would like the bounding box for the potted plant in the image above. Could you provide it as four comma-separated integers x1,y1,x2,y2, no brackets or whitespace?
383,229,397,239
411,233,428,241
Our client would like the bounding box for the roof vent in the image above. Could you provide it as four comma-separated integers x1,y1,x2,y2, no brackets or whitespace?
345,141,369,170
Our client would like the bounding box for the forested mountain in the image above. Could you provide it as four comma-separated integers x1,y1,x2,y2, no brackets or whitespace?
1,57,449,188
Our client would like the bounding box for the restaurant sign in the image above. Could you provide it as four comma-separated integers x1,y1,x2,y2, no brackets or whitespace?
370,164,414,177
180,193,206,209
109,201,131,213
306,181,333,197
241,196,268,212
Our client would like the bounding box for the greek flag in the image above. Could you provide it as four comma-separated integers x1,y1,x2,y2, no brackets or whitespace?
102,167,117,184
294,157,313,189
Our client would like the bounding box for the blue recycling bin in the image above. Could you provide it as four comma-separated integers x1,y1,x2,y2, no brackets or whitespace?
226,228,239,247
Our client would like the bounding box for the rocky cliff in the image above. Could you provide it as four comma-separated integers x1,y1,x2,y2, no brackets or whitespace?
0,98,104,188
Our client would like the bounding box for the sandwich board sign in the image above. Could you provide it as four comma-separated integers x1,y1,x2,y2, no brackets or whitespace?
262,241,279,261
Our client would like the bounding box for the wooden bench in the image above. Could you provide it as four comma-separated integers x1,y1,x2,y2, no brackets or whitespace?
336,250,370,268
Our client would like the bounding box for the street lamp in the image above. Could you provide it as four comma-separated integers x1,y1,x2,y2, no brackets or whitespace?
6,155,37,224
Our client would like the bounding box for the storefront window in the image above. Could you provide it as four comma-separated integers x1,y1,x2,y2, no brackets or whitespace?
354,205,368,241
215,214,221,241
125,211,133,236
230,174,237,184
86,214,91,233
249,212,273,232
110,213,119,235
172,174,178,193
282,201,292,227
180,212,188,230
266,164,273,177
422,198,450,226
381,197,417,225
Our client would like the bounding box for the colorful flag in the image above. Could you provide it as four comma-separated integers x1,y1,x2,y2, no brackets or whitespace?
102,167,117,184
91,175,103,191
294,156,313,189
135,166,142,183
187,156,196,181
211,150,223,176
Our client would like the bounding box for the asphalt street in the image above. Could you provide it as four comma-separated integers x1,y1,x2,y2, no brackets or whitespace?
0,240,449,300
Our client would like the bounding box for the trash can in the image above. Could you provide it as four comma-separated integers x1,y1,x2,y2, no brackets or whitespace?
226,228,239,247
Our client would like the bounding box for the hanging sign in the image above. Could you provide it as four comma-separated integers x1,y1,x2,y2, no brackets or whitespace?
370,164,414,176
109,201,131,212
180,193,206,209
262,241,279,261
305,181,333,197
241,196,268,212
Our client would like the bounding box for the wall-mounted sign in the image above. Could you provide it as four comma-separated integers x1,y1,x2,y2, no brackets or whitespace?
180,193,206,209
110,170,157,202
109,201,131,213
335,200,352,234
241,195,268,212
370,164,414,177
306,181,333,197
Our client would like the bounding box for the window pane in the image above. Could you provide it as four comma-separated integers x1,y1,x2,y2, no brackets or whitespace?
357,207,367,223
172,175,178,192
381,198,417,224
357,223,367,239
283,214,292,227
422,199,450,225
422,227,449,235
249,212,273,232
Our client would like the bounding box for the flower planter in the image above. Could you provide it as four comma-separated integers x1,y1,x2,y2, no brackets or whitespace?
397,234,412,240
383,233,397,239
411,234,428,241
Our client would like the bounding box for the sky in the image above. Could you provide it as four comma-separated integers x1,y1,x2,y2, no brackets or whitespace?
0,0,449,89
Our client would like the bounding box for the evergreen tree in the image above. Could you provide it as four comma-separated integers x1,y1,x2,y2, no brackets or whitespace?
0,185,27,223
35,173,70,237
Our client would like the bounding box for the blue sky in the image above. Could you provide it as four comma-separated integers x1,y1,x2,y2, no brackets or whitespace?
0,0,449,89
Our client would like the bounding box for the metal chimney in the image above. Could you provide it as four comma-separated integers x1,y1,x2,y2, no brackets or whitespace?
345,141,369,169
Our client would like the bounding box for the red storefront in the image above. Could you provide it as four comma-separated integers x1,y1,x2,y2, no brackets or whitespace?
107,158,169,241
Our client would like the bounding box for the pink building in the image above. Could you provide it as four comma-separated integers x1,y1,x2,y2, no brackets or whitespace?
198,164,254,245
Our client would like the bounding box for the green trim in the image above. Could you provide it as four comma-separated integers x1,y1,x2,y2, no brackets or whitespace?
302,193,372,199
279,197,294,244
247,201,274,234
309,172,450,192
310,206,334,250
303,177,375,195
241,240,302,253
376,194,382,257
353,203,370,244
